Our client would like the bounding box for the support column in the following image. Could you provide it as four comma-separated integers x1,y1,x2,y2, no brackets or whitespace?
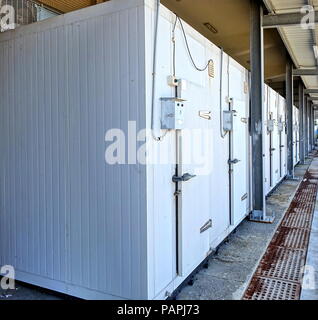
249,0,264,219
313,106,316,148
310,102,312,150
311,103,315,150
304,97,307,157
310,106,313,151
249,1,273,223
305,97,309,156
314,108,317,147
286,58,294,177
299,82,305,164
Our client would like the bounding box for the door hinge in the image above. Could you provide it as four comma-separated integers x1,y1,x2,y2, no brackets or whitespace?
174,190,182,197
244,81,248,94
200,219,213,233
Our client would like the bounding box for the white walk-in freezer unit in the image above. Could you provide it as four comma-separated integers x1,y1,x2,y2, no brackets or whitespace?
263,85,288,196
293,106,300,166
0,0,295,300
278,94,288,180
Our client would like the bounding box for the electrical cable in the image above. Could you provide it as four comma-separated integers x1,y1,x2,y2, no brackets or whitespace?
151,12,214,142
219,48,228,138
151,0,168,141
176,16,213,72
172,15,178,77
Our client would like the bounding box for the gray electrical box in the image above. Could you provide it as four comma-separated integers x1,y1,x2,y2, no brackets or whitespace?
267,119,275,132
278,121,284,132
223,111,233,132
161,98,185,130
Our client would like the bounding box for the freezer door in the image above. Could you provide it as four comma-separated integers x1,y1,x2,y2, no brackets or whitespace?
231,100,249,225
177,86,212,276
229,63,250,226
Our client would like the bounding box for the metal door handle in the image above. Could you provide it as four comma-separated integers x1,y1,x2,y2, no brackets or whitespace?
228,159,241,165
271,148,276,151
172,173,197,183
200,220,213,233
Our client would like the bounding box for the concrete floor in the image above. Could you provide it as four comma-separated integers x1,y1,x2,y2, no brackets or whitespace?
0,159,313,300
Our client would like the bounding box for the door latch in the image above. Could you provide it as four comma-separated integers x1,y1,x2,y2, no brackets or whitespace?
172,173,196,183
228,159,241,165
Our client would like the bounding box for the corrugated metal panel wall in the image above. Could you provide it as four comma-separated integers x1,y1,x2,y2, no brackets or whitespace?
0,0,148,299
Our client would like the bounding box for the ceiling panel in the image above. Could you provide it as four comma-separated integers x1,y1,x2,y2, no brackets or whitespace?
280,26,316,67
264,0,318,91
267,0,307,12
37,0,107,13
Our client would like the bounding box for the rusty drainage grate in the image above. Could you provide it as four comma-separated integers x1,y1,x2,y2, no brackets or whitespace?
271,227,310,249
281,213,312,229
244,160,318,300
255,247,305,282
244,277,300,300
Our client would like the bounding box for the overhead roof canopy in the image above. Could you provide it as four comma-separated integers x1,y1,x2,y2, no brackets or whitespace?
263,0,318,101
37,0,318,96
36,0,106,13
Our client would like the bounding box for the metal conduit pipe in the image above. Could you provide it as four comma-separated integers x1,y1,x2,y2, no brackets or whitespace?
150,0,168,141
219,48,228,139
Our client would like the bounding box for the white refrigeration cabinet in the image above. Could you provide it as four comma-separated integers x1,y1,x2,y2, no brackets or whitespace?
293,106,300,166
278,94,288,180
0,0,287,300
263,85,287,196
